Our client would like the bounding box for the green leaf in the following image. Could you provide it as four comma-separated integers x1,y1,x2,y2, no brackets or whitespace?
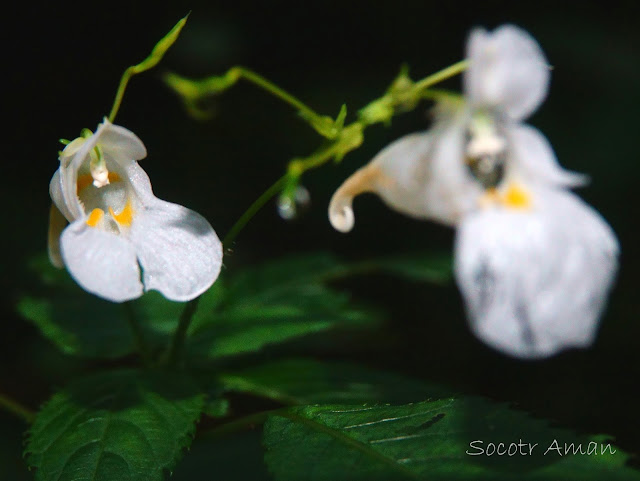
17,256,179,359
19,250,447,362
263,397,640,481
26,369,204,481
186,253,378,360
220,358,453,405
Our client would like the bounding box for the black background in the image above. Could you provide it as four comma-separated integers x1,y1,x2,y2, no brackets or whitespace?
1,1,639,478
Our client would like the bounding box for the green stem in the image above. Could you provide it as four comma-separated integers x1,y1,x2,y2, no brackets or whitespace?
165,297,200,365
222,174,288,248
108,15,188,122
229,67,323,124
123,302,152,364
412,59,468,92
0,392,35,424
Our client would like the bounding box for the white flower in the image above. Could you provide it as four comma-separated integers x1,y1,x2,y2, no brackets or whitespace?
48,119,223,303
328,25,620,358
329,25,585,232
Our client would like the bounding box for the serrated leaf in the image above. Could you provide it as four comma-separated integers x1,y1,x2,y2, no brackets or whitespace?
220,358,453,405
186,253,378,360
263,397,640,481
26,369,204,481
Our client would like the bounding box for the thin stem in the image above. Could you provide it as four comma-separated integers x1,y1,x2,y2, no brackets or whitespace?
222,174,288,248
230,67,323,123
0,392,35,424
412,59,468,92
108,15,188,122
123,302,152,364
165,297,200,365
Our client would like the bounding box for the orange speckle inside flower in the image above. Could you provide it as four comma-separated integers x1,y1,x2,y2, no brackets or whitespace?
503,184,531,209
77,172,121,192
109,199,134,226
86,208,105,227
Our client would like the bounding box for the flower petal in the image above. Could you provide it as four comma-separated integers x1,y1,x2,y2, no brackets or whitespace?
506,123,588,187
454,188,618,359
48,204,67,268
128,198,223,302
329,132,433,232
465,25,550,121
60,219,144,302
60,120,147,220
49,169,74,222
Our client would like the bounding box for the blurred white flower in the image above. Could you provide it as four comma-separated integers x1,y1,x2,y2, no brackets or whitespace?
48,119,223,303
328,25,619,358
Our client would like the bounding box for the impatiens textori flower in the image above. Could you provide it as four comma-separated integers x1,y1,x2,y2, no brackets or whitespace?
48,119,223,303
328,25,619,359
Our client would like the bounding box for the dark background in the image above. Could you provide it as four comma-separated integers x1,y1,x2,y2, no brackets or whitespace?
1,1,639,479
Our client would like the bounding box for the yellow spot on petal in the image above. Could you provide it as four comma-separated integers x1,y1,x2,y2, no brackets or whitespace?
86,208,105,227
109,199,134,227
503,184,531,209
77,172,121,192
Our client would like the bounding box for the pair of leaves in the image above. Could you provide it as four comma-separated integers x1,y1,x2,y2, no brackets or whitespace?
24,359,640,481
263,397,640,481
25,357,451,481
18,251,452,362
26,369,204,481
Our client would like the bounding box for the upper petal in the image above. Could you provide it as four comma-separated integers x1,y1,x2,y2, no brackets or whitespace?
464,25,550,121
59,120,147,220
454,188,618,359
505,123,588,187
60,219,144,302
128,197,223,302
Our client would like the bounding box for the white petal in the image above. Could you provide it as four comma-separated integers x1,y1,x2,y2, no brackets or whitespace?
425,113,484,224
465,25,550,120
60,120,147,220
48,204,67,268
505,123,588,187
454,188,618,359
60,219,144,302
96,120,147,165
49,169,74,222
128,198,223,302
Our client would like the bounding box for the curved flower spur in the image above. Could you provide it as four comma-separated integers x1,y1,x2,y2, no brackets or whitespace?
329,25,619,359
